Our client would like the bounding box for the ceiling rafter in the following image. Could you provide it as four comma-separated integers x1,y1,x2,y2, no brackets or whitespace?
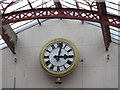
96,1,111,51
53,0,62,8
74,0,79,9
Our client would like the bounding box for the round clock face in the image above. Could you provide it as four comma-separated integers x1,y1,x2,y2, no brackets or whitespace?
40,38,80,77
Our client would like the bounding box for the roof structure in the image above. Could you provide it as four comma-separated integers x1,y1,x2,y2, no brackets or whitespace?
0,0,120,54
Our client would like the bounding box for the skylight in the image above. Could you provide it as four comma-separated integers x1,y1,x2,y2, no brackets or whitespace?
0,0,120,50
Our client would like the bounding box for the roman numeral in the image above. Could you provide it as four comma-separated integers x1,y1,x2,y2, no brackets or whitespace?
64,65,67,69
44,56,49,58
63,44,67,49
57,66,60,71
67,49,72,52
67,60,72,65
57,43,61,47
57,42,63,48
64,64,70,68
46,49,50,53
51,44,55,49
68,55,74,58
45,61,50,65
50,65,54,70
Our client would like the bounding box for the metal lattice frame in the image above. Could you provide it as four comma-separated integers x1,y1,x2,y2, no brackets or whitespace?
2,8,119,27
0,0,120,54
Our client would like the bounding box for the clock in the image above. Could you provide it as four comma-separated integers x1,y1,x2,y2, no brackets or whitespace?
39,38,80,78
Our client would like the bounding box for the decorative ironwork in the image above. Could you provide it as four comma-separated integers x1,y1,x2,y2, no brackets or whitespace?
0,0,120,54
2,8,120,28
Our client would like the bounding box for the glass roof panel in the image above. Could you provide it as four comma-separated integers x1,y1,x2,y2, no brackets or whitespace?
106,1,119,15
60,0,76,8
0,0,120,50
10,20,33,29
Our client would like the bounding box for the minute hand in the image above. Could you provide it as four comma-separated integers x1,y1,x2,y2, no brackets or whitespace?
58,42,63,61
58,44,62,56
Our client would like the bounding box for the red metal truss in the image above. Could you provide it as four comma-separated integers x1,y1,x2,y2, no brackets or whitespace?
0,27,16,54
96,2,111,51
53,0,62,8
2,8,120,28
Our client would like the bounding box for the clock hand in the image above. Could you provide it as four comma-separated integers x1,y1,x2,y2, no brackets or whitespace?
54,54,74,59
61,54,73,59
57,42,63,61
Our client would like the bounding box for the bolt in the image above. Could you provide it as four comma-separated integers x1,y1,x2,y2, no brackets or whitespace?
14,58,17,63
81,59,84,62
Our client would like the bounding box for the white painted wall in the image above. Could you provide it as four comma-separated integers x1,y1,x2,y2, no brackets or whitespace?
2,19,118,88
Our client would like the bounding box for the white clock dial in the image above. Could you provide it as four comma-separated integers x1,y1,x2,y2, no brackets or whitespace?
40,38,80,77
43,42,75,72
49,48,68,66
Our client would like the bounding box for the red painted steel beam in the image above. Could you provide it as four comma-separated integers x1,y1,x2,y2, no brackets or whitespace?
1,27,16,54
2,8,100,24
96,1,111,51
2,8,120,28
53,0,62,8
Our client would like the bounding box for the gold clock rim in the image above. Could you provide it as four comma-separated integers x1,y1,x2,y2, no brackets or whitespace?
39,38,80,77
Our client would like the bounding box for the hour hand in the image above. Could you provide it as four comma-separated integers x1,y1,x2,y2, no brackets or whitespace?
54,55,59,61
54,54,74,59
57,42,63,60
63,54,74,59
